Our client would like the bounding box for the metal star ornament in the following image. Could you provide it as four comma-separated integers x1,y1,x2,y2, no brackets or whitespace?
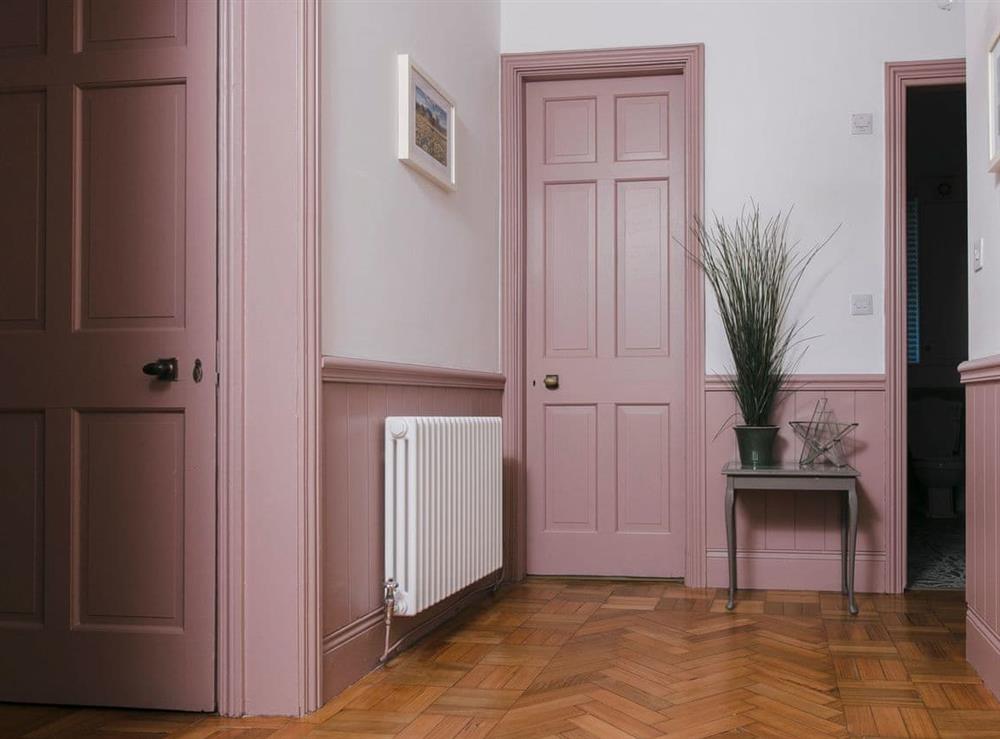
789,398,858,467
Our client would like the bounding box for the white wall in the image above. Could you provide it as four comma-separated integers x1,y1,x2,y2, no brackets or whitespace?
502,0,965,374
321,0,500,372
967,0,1000,362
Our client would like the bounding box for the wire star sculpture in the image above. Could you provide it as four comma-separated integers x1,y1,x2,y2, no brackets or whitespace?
789,398,858,467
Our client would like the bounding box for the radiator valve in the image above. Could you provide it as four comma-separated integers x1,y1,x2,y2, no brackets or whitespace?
379,579,399,663
383,578,399,612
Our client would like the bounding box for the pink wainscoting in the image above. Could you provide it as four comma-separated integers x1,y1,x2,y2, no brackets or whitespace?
320,357,504,701
704,376,888,592
961,355,1000,700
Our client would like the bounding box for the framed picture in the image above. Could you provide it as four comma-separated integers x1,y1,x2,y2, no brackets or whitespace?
990,30,1000,172
397,54,456,190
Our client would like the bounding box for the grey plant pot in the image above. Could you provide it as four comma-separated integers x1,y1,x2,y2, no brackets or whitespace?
734,425,779,468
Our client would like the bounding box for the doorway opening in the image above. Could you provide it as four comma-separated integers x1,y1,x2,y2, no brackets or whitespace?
905,84,968,589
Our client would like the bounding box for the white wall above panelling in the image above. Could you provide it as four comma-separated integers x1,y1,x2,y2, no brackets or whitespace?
321,0,500,372
966,0,1000,362
502,0,965,374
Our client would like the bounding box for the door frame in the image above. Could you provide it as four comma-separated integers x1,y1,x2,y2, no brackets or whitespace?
884,58,966,593
216,0,322,716
500,45,707,585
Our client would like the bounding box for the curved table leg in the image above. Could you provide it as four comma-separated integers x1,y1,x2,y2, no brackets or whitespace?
846,481,859,616
725,478,736,611
841,495,848,596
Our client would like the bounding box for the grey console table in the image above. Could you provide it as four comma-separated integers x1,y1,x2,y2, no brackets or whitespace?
722,462,861,615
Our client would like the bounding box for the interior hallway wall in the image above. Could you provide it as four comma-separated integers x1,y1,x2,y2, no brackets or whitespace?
318,0,504,702
967,0,1000,359
961,0,1000,703
321,0,501,372
502,0,965,374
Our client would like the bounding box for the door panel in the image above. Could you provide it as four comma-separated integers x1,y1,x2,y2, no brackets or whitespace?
615,94,670,161
544,404,598,531
0,0,46,58
616,179,670,357
544,97,596,164
75,411,184,628
80,0,186,52
0,412,45,624
79,82,186,328
0,0,217,710
545,182,597,357
526,75,686,577
0,90,45,329
616,404,671,532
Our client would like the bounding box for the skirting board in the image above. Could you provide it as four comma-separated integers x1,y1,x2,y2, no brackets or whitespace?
322,573,499,699
968,608,1000,700
706,549,886,593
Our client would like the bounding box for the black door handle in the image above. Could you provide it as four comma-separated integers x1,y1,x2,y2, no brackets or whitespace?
142,358,178,381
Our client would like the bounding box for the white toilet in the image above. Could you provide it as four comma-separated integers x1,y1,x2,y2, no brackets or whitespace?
909,396,964,518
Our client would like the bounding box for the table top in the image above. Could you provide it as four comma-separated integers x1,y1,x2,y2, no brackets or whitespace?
722,461,859,478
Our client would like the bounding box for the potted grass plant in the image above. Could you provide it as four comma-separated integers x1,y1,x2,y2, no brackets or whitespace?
690,203,832,467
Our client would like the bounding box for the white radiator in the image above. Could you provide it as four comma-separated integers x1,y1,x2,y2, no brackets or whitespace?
384,416,502,616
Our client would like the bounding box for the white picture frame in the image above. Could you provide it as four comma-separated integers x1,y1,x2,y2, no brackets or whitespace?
397,54,456,190
989,30,1000,172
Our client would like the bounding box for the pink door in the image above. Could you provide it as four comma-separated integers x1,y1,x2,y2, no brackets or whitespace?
0,0,217,709
525,75,687,577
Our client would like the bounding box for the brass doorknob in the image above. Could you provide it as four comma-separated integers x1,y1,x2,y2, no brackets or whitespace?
543,374,559,390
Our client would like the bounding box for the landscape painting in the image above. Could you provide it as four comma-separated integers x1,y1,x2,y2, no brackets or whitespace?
398,54,456,190
414,82,448,167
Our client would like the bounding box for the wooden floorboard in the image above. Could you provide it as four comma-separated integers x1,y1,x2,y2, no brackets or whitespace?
2,579,1000,737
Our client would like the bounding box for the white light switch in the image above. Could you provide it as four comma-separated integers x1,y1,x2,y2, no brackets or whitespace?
851,113,873,135
850,294,874,316
974,237,985,272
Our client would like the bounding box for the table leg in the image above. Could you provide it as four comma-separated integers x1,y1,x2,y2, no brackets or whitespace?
841,495,848,596
726,478,736,611
846,480,859,615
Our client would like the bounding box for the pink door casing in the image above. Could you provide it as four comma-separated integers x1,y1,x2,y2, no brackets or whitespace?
525,75,687,576
0,0,217,710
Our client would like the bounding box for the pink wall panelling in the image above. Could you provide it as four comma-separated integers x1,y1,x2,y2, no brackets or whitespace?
703,376,888,592
320,358,504,701
961,355,1000,699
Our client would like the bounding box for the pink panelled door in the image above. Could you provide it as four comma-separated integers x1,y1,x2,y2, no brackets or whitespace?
0,0,217,709
525,75,687,576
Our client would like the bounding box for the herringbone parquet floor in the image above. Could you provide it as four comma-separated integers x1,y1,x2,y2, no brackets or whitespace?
4,579,1000,738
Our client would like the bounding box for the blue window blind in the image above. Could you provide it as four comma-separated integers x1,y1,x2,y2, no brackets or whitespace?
906,199,920,365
